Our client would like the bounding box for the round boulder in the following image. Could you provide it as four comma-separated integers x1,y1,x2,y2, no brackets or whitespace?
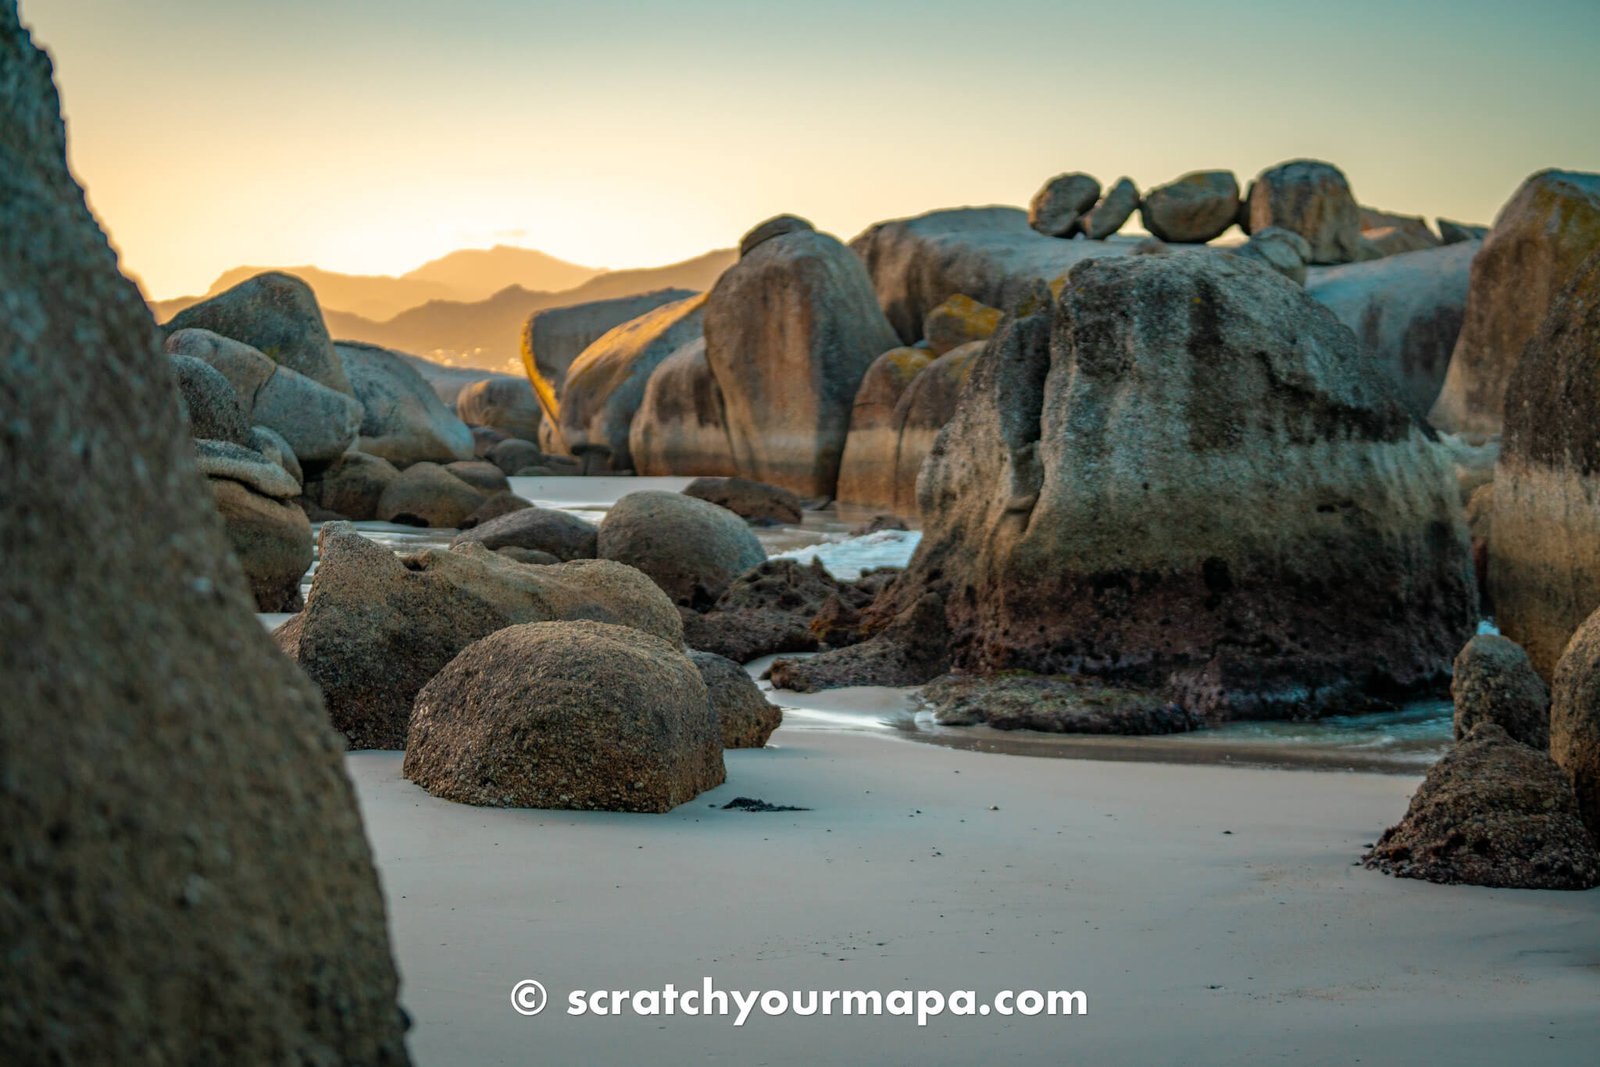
1138,170,1240,244
683,476,803,526
1452,634,1550,749
740,214,815,258
1027,173,1101,238
1247,159,1365,265
597,490,767,607
689,650,782,748
169,354,250,445
450,505,598,560
303,450,399,521
375,461,486,528
455,376,543,440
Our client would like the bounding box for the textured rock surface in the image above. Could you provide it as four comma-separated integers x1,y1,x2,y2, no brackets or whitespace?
704,227,899,496
450,505,598,560
443,458,509,495
339,341,475,464
836,346,936,508
165,270,352,395
628,338,738,477
1452,635,1550,749
678,558,873,663
276,526,681,748
304,450,400,520
251,359,364,462
1363,724,1599,890
455,376,543,440
1431,170,1600,438
0,13,408,1058
1359,206,1440,248
770,592,950,692
922,673,1202,734
1227,226,1311,285
1438,218,1490,245
689,650,782,748
923,293,1001,356
166,327,276,404
1027,172,1101,237
596,490,766,607
868,252,1474,719
1081,177,1139,240
487,436,542,476
1307,241,1477,417
460,490,532,529
1551,603,1600,841
1138,170,1240,244
683,476,803,525
375,461,486,528
209,477,313,611
1247,160,1365,265
169,352,251,445
740,214,814,257
405,621,724,811
888,342,984,516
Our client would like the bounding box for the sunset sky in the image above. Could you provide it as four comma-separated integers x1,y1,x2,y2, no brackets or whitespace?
24,0,1600,300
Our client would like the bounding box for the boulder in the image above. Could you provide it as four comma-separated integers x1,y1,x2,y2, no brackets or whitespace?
850,206,1128,343
559,293,707,471
497,547,560,565
688,650,782,748
302,450,399,521
1081,177,1139,240
0,12,407,1058
443,459,510,495
487,436,543,476
1551,603,1600,840
169,353,250,445
460,490,533,529
923,293,1001,356
1438,218,1489,244
165,327,275,406
888,341,984,516
450,505,599,560
740,214,814,257
1452,634,1550,749
249,425,301,482
164,270,351,395
1489,249,1600,677
770,591,951,692
683,476,803,526
1246,160,1365,264
338,341,475,464
209,478,313,612
375,461,486,528
472,424,511,456
194,438,301,499
836,346,936,509
404,621,724,811
597,490,766,607
1227,226,1311,285
1358,206,1440,248
856,253,1475,719
1362,226,1437,258
1306,240,1478,417
629,338,739,477
922,673,1202,734
705,226,900,495
276,525,681,748
455,376,543,440
1027,172,1101,237
250,360,363,462
1431,170,1600,438
1466,481,1493,602
1138,170,1240,244
679,558,860,662
1363,723,1599,889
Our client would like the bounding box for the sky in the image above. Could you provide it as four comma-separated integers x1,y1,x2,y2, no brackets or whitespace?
21,0,1600,299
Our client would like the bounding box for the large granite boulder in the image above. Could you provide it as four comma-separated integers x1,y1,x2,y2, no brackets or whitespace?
836,347,936,509
596,490,766,607
442,458,509,495
559,293,707,471
1306,241,1478,417
276,525,681,748
1363,723,1599,890
1452,634,1550,749
169,353,251,445
165,327,276,402
1081,177,1139,240
450,505,598,560
375,461,487,528
455,376,543,440
1359,206,1440,248
688,650,782,748
923,293,1001,355
682,558,874,663
337,341,475,464
251,359,364,462
887,341,984,516
1551,603,1600,841
1489,250,1600,677
740,214,814,257
704,226,900,496
164,270,352,395
1431,170,1600,438
209,477,313,612
1246,160,1365,265
683,476,803,525
302,450,399,520
0,12,407,1058
404,621,724,812
1027,172,1101,237
836,253,1475,718
1227,226,1311,285
1138,170,1240,244
628,338,739,477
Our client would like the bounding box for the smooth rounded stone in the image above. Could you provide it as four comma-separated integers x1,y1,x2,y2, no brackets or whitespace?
472,424,512,457
404,621,725,811
250,361,363,462
487,436,543,476
836,253,1476,718
209,478,313,612
921,673,1202,734
922,294,1001,356
1226,226,1311,285
887,341,984,516
597,490,766,607
1364,723,1599,889
1431,170,1600,439
276,525,682,749
497,546,560,565
338,341,475,464
302,450,399,520
1138,170,1240,244
0,19,407,1060
165,327,275,406
560,294,707,471
1489,249,1600,677
1363,226,1438,259
705,227,901,496
450,505,599,560
1246,160,1365,265
1359,206,1440,248
629,338,739,477
740,213,815,258
460,490,532,529
375,461,486,528
522,288,697,440
1552,604,1600,840
1452,635,1550,749
1306,241,1477,418
194,439,301,499
683,476,803,526
249,425,302,485
1027,172,1101,238
164,270,352,395
443,459,510,494
1081,177,1139,240
1438,218,1489,244
850,206,1129,344
688,650,782,748
169,353,250,445
836,346,936,508
455,376,543,440
770,591,950,693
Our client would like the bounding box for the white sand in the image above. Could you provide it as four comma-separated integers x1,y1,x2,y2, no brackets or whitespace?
351,725,1600,1065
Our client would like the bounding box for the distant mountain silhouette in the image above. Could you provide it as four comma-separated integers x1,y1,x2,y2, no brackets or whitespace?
401,245,601,302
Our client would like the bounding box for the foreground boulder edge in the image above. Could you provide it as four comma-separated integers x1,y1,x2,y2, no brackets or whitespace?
0,9,409,1060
